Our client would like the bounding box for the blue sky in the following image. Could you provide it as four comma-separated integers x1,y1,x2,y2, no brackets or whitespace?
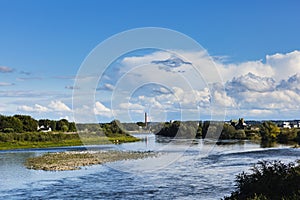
1,0,300,122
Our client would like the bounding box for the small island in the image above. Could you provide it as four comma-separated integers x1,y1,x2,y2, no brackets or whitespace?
25,150,157,171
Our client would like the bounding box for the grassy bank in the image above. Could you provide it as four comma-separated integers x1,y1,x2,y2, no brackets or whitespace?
0,132,140,150
25,151,156,171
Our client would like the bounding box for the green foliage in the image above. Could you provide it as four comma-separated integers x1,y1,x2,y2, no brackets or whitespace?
68,122,77,132
220,124,238,139
38,119,51,127
0,114,77,133
259,121,280,141
297,131,300,144
278,128,298,143
235,130,246,139
156,121,198,138
223,160,300,200
14,115,38,132
100,120,129,137
0,132,80,143
56,119,69,131
0,115,23,133
50,120,56,131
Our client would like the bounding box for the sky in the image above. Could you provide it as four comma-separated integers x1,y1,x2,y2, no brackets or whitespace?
0,0,300,122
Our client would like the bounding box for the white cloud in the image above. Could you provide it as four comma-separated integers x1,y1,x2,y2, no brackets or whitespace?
212,89,236,108
266,50,300,81
121,51,171,67
226,73,276,94
277,73,300,92
17,104,49,113
218,60,274,82
117,50,300,120
119,102,145,111
5,50,300,121
49,100,71,112
94,101,112,117
104,83,115,91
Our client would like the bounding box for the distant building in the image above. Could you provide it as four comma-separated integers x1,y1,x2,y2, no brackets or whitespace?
231,118,247,130
283,122,291,129
37,125,52,132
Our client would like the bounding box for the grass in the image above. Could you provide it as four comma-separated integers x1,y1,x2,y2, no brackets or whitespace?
0,132,140,150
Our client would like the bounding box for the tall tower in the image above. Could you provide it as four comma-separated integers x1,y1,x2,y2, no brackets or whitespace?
145,112,147,127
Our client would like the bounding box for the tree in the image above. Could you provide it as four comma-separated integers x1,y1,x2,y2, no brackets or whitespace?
14,115,38,132
68,122,77,132
221,123,236,139
38,119,51,127
0,115,23,133
50,120,56,131
278,128,298,143
56,119,69,132
259,121,280,141
61,125,69,132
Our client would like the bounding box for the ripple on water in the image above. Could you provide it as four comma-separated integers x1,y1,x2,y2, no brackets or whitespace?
1,139,299,199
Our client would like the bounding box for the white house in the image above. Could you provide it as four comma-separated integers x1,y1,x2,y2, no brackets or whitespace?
283,122,291,129
37,125,52,132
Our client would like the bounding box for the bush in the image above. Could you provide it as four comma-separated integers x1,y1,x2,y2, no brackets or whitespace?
3,128,14,133
259,121,280,141
223,160,300,200
278,129,298,143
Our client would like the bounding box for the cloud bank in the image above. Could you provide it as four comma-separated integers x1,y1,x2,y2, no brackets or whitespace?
93,50,300,121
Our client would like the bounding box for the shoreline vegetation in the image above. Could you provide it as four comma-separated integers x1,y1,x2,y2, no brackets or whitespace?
223,160,300,200
25,151,157,171
0,132,140,150
0,115,140,150
1,114,300,150
154,119,300,147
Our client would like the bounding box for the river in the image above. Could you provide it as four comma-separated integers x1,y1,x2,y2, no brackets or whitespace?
0,134,299,199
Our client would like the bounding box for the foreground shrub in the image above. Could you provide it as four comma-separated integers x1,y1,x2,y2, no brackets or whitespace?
223,160,300,200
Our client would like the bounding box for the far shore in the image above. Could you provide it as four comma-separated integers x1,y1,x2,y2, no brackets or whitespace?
0,131,140,150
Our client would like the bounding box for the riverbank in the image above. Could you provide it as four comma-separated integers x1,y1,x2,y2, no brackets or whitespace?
0,132,140,150
25,150,157,171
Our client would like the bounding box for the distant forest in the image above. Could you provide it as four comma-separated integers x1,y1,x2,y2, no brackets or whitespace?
0,115,76,133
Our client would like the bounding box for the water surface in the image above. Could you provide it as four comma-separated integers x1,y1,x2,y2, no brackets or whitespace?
1,134,299,199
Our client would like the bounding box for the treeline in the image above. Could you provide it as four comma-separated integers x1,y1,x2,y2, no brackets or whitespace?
0,114,76,133
100,120,132,137
155,120,300,144
260,121,300,144
155,121,201,138
155,120,241,139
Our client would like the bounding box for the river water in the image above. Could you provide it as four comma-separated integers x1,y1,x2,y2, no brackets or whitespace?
0,134,299,200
